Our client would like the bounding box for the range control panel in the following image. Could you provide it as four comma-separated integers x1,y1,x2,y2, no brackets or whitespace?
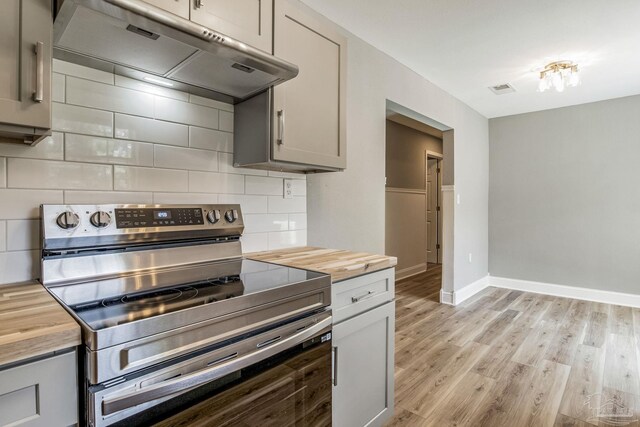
40,204,244,241
115,207,204,228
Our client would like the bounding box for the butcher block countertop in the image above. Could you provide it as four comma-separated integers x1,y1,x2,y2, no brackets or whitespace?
0,282,81,367
246,246,397,282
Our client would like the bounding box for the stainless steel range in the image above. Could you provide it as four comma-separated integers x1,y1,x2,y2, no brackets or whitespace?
39,204,332,427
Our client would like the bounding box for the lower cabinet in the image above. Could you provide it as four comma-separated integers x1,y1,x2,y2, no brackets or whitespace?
332,279,395,427
0,350,78,427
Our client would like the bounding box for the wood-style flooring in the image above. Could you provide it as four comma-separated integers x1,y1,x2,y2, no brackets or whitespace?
386,268,640,427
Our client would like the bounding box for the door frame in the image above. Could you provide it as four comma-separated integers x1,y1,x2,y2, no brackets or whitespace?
425,151,443,266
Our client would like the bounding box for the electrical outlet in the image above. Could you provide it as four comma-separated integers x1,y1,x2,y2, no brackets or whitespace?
468,253,472,263
283,179,293,199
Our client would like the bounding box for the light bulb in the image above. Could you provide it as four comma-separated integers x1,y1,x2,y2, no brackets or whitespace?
552,72,564,92
538,77,549,92
568,71,580,87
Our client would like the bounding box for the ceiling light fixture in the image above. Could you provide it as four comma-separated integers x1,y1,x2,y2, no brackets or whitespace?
538,61,580,93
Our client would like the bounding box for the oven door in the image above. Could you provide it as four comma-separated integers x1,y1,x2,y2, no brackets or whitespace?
88,310,332,427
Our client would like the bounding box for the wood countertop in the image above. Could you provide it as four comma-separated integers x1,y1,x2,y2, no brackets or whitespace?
245,246,397,282
0,282,81,367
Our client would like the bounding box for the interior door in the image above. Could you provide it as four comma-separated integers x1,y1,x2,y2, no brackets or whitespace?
0,0,51,130
272,0,347,170
426,157,439,264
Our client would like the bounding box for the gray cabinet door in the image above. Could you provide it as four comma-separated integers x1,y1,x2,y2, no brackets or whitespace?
333,301,395,427
272,0,347,170
0,0,52,131
142,0,189,19
191,0,273,53
0,351,78,427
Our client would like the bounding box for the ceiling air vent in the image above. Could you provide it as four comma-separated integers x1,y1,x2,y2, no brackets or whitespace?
489,83,516,95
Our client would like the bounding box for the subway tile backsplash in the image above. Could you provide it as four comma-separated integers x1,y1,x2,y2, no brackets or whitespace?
0,61,307,285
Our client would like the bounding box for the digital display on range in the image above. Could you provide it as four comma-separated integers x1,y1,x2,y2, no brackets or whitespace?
115,208,203,228
154,210,172,220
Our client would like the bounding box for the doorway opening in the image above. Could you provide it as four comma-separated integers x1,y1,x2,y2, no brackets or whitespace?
384,101,454,304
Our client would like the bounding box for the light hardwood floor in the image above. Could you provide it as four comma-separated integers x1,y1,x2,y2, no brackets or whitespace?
386,268,640,426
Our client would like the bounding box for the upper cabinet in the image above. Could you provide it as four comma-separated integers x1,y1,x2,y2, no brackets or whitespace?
143,0,190,19
0,0,52,144
191,0,273,53
271,0,347,170
233,0,347,172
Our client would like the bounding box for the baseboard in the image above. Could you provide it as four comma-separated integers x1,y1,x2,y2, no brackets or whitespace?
440,275,489,306
489,276,640,308
396,263,427,280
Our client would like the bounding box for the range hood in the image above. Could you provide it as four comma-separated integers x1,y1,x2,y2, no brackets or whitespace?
53,0,298,103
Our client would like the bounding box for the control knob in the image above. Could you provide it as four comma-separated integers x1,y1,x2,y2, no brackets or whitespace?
56,211,80,230
207,209,221,224
224,209,239,223
90,211,112,228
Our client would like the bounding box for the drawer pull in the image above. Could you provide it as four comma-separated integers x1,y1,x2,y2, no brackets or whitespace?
351,290,375,303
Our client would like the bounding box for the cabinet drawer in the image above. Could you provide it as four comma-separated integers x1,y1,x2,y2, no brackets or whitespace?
332,268,395,323
0,351,78,427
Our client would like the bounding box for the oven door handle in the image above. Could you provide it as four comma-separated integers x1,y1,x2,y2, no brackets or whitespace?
101,316,332,416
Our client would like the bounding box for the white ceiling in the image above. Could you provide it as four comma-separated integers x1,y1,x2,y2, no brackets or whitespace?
300,0,640,118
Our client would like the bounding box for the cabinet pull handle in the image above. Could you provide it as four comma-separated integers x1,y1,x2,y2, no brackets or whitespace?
332,346,338,386
277,110,285,145
195,0,203,9
351,290,374,303
33,42,44,103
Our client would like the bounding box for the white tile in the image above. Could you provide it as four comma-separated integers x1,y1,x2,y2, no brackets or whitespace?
153,192,219,204
0,158,5,187
188,94,234,112
218,195,267,214
0,189,63,219
6,220,39,251
241,233,269,253
0,221,5,251
288,213,307,230
115,114,188,147
268,230,307,250
218,152,267,176
243,214,289,233
188,171,244,194
52,103,113,136
154,145,218,172
291,179,307,196
219,110,234,132
115,75,189,101
189,127,233,152
114,166,188,192
268,196,306,213
268,170,306,179
65,134,153,166
155,97,219,129
52,73,65,102
66,77,155,117
53,59,114,84
0,132,64,160
245,176,283,196
0,250,39,284
7,158,113,190
64,190,153,205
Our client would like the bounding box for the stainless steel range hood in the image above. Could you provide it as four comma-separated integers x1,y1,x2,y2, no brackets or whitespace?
53,0,298,103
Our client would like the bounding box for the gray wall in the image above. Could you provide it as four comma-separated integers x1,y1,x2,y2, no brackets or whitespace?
385,120,443,189
489,95,640,294
302,1,489,292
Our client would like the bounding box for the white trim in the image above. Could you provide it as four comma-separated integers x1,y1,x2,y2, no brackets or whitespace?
395,263,427,280
440,275,489,306
441,185,454,192
440,289,454,305
425,150,443,159
489,276,640,308
385,187,426,195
